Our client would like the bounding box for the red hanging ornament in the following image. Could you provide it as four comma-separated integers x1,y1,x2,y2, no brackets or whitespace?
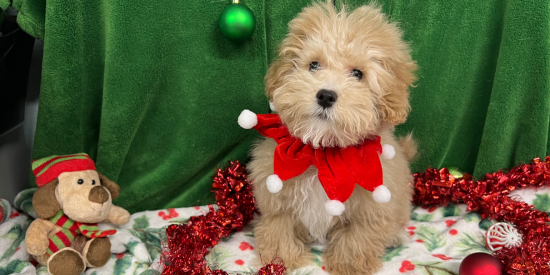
459,252,504,275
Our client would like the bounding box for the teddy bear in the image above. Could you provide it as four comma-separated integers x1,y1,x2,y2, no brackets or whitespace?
25,153,131,275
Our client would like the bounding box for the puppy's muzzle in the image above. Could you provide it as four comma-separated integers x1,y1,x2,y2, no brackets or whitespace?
89,186,109,204
316,89,338,108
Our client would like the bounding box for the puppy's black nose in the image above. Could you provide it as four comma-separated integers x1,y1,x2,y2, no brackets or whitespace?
316,89,338,108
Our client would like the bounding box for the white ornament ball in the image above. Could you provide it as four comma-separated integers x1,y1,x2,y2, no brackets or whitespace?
373,185,391,203
266,174,283,193
325,200,345,216
486,222,522,252
381,144,396,160
238,109,257,129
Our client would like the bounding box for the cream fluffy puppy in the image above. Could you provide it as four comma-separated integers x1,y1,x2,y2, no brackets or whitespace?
246,1,417,274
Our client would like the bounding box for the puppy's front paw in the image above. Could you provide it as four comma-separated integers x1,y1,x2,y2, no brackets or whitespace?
257,246,313,271
254,214,312,270
324,251,382,275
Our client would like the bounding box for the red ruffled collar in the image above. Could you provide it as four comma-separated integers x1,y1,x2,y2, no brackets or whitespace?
253,114,384,203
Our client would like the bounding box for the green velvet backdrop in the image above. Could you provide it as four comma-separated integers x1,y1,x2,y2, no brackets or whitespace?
13,0,550,213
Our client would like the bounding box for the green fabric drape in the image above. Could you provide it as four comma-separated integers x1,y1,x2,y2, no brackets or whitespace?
14,0,550,213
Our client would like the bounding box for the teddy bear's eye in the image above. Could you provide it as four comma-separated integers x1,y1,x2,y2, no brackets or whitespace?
77,179,84,184
91,180,96,185
309,62,321,71
351,69,363,80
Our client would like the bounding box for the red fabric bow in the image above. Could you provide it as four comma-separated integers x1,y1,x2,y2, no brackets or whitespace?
253,114,384,202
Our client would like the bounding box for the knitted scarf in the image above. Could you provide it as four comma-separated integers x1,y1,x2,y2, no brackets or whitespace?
46,210,116,256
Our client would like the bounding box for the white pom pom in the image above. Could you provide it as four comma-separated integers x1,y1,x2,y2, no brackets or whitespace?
266,174,283,193
269,101,276,112
381,144,395,160
373,185,391,203
238,109,258,129
325,200,345,216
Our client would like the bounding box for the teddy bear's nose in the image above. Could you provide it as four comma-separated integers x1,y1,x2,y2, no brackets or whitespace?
89,186,109,204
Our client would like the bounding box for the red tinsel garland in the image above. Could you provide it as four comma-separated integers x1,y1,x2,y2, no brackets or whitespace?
162,157,550,275
413,156,550,275
161,161,286,275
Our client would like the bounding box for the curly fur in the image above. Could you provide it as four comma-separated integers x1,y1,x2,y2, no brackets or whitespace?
248,1,417,274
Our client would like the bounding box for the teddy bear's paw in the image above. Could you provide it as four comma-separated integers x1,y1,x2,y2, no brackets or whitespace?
84,237,112,267
47,248,85,275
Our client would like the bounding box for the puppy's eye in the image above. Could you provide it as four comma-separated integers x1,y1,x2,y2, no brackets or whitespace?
77,179,84,184
309,62,321,71
351,69,363,80
92,180,96,185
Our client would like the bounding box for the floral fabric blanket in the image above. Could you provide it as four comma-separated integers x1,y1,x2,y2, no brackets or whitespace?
1,187,549,275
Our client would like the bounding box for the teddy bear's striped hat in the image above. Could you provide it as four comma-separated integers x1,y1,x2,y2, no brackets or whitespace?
32,153,96,187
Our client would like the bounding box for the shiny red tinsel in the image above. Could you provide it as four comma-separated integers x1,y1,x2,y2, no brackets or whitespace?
413,156,550,275
161,161,286,275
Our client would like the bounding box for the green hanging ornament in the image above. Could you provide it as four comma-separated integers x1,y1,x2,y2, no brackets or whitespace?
219,0,256,43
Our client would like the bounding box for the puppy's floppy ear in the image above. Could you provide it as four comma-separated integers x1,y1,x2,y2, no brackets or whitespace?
378,59,417,125
33,178,61,219
98,172,121,199
264,58,294,99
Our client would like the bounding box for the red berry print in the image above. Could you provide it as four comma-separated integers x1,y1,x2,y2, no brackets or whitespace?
194,206,200,210
235,259,244,265
406,226,416,230
158,209,178,220
116,253,125,259
168,208,179,217
415,239,424,243
9,211,19,218
408,231,415,236
449,229,458,235
322,266,326,270
399,260,415,272
239,241,254,251
432,254,452,260
445,220,456,227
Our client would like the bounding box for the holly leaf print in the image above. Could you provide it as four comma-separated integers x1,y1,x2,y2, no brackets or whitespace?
124,240,141,255
411,212,434,222
478,218,494,231
441,205,461,217
291,269,315,275
454,232,490,256
413,261,457,275
168,217,189,224
205,246,233,270
6,259,30,274
416,225,446,252
1,224,22,240
113,254,132,275
533,193,550,212
383,246,406,262
133,214,150,229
